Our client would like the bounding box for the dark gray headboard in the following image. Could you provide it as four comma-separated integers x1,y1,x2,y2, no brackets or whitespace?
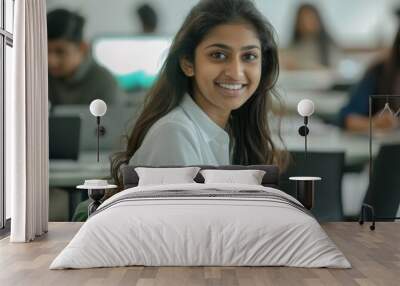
121,165,280,189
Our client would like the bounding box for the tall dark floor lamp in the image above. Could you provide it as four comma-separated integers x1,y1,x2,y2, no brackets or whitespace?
76,99,117,216
289,99,321,210
359,95,378,230
359,95,400,231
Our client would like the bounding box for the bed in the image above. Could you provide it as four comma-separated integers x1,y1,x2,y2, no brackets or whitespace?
50,165,350,269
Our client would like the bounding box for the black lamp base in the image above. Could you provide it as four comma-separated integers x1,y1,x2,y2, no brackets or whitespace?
295,180,315,210
87,189,106,216
289,177,321,210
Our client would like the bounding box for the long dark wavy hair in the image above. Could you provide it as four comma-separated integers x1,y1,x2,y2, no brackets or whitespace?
291,3,334,67
111,0,288,188
377,26,400,94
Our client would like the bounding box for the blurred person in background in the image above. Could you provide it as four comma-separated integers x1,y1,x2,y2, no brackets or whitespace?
48,9,120,106
337,24,400,133
281,3,339,70
116,3,161,91
136,3,158,34
72,3,160,221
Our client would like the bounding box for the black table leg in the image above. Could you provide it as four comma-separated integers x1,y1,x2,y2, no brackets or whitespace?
296,180,315,210
87,189,105,216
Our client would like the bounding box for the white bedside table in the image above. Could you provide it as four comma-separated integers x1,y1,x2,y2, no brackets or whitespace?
77,180,117,215
289,176,322,210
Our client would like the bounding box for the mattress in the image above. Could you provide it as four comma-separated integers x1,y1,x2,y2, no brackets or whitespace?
50,183,351,269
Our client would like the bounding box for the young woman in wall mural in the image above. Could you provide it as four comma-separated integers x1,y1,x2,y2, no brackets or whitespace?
74,0,289,221
109,0,289,188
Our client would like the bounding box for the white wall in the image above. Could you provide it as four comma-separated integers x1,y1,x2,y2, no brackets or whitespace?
259,0,399,47
46,0,399,47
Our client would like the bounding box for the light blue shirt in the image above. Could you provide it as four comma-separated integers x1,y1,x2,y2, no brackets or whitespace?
130,94,230,166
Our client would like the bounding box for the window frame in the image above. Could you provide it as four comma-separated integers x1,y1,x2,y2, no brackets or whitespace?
0,0,14,232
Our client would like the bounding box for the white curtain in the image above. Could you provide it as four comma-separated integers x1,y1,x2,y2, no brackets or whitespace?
6,0,49,242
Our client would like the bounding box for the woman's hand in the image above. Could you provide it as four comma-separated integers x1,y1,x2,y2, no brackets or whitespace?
345,113,398,133
372,112,398,131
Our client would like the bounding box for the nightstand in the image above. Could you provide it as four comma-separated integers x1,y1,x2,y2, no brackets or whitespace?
77,180,117,215
289,176,321,210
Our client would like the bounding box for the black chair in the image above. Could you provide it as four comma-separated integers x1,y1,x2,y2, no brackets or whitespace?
280,151,345,221
362,144,400,221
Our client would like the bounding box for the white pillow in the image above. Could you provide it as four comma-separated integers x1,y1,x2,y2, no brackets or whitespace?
135,167,200,186
200,169,266,185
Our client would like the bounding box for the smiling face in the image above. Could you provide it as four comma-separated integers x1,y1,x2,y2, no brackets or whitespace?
180,22,262,127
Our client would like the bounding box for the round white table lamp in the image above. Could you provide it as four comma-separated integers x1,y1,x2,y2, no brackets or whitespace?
90,99,107,117
297,99,315,117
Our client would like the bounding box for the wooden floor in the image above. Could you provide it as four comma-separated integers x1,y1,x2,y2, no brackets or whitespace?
0,222,399,286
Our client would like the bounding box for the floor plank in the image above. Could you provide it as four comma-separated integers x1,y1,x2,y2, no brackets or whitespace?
0,222,399,286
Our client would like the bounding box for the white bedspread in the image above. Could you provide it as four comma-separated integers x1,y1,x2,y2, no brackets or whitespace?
50,183,351,269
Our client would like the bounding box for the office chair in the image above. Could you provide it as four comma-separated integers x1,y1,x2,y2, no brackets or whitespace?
280,151,345,221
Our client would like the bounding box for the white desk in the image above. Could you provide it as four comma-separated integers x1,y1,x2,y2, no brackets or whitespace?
50,151,111,188
277,70,336,91
275,116,400,165
49,119,400,188
276,69,354,117
280,90,348,117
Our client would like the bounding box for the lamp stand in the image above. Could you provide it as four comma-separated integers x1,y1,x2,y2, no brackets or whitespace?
298,116,309,171
88,188,106,215
96,116,100,162
304,116,308,166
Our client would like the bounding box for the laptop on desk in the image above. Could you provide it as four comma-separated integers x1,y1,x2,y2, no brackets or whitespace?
52,105,139,152
49,116,81,160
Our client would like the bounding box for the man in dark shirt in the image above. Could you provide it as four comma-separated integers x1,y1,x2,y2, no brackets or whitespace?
47,9,119,106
